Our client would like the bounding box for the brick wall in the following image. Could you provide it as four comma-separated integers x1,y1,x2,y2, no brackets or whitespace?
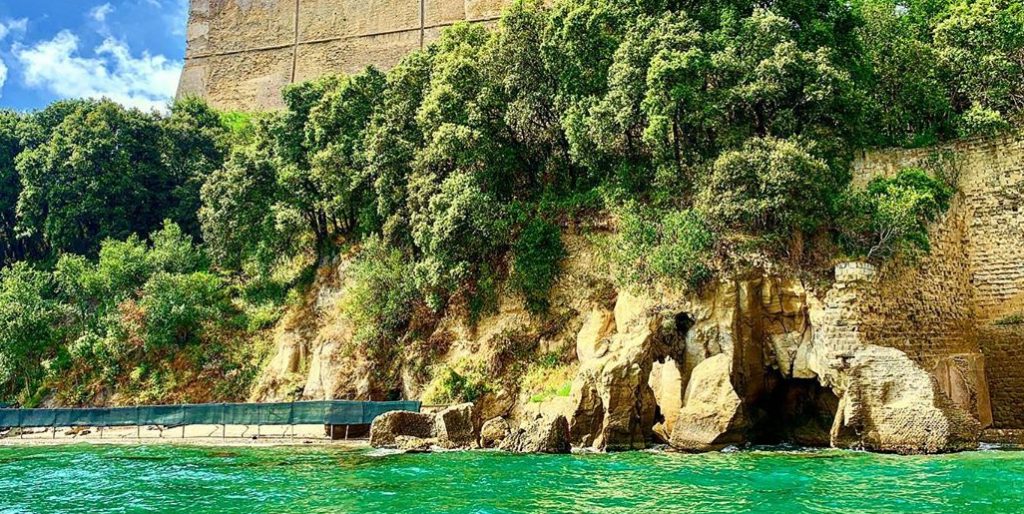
178,0,512,110
854,131,1024,427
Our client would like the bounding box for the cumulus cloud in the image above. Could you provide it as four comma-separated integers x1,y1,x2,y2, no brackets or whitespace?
90,4,116,24
0,19,28,100
0,61,7,100
15,30,182,111
0,18,28,42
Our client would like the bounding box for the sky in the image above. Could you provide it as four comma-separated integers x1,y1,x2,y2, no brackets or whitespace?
0,0,188,112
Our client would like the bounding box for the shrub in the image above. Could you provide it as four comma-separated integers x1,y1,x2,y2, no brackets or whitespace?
139,272,226,349
698,137,832,235
0,262,63,397
344,237,418,358
616,204,714,289
510,218,566,313
838,168,954,260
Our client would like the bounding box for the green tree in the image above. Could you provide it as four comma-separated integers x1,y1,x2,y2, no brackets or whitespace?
838,167,953,259
0,111,24,265
0,262,62,398
698,137,832,235
15,101,172,256
199,145,284,270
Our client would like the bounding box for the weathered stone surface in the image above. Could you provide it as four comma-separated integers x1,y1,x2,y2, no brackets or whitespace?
829,346,980,454
395,435,437,453
669,354,747,451
480,417,510,448
180,0,516,109
501,415,571,454
568,326,657,451
369,411,435,448
435,403,478,449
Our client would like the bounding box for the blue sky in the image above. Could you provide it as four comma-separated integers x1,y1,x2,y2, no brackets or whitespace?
0,0,188,111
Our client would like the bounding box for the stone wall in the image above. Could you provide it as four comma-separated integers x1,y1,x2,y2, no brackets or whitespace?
853,131,1024,428
178,0,512,110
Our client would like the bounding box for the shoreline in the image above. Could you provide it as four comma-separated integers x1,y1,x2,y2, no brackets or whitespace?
0,424,369,448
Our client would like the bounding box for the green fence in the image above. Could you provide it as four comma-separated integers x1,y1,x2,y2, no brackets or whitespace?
0,400,420,428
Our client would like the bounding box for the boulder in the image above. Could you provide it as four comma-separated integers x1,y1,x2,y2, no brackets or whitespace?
435,403,478,449
369,410,435,448
830,346,980,454
395,436,437,453
480,417,511,448
568,326,659,450
501,415,571,453
670,354,748,451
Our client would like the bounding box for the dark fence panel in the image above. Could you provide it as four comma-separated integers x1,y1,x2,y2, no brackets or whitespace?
0,401,421,429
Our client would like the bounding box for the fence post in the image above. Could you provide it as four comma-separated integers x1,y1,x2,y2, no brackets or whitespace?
136,406,141,439
181,405,186,439
221,403,226,439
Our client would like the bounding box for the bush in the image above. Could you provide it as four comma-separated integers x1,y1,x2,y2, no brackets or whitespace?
139,271,226,349
838,168,953,260
0,262,62,397
344,237,418,358
698,137,832,235
616,204,713,289
510,219,566,313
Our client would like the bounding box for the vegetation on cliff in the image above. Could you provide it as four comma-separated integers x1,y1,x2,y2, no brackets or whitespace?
0,0,1020,404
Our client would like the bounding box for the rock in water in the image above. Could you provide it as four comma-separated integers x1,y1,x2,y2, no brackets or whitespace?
435,403,478,449
501,415,571,453
369,411,435,448
480,417,511,448
669,354,748,451
395,436,438,453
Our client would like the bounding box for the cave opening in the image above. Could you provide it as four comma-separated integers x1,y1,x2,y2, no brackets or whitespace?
748,373,839,447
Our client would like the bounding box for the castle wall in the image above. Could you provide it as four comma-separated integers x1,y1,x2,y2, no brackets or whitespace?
178,0,512,109
853,132,1024,427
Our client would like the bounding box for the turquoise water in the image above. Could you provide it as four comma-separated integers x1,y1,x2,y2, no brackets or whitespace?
1,445,1022,513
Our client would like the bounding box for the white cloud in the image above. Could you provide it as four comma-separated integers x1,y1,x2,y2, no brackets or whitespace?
0,18,28,41
90,3,115,23
166,0,190,37
0,60,7,101
15,30,182,111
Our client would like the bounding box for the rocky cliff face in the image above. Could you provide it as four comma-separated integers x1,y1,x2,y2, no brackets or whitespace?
248,133,1024,454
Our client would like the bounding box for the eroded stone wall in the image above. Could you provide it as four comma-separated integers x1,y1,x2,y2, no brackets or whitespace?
178,0,512,109
853,132,1024,428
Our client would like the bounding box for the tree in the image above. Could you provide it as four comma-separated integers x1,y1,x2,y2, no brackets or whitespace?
0,111,24,265
698,137,832,235
0,262,62,397
161,98,232,238
838,167,953,259
304,68,387,236
934,0,1024,131
199,145,284,270
15,101,172,256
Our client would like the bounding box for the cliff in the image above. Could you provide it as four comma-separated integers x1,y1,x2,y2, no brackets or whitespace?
244,132,1023,453
178,0,513,109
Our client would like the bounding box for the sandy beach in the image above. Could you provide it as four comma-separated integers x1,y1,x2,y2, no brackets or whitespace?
0,424,370,448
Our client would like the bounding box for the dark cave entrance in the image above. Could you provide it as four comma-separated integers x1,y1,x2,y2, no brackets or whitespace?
748,373,839,447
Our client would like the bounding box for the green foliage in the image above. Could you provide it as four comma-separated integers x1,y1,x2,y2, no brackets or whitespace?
699,137,833,235
410,172,500,306
139,271,226,349
617,204,714,289
436,365,490,403
199,145,284,270
0,262,62,398
511,218,566,313
994,313,1024,325
344,237,417,358
4,0,1020,404
838,168,954,260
